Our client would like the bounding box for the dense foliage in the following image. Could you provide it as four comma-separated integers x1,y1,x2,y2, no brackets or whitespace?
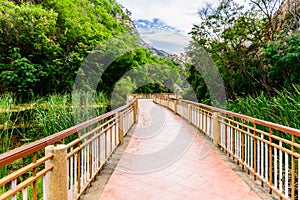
188,0,300,100
227,85,300,129
0,0,179,101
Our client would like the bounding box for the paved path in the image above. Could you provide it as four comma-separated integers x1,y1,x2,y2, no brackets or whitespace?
99,99,260,200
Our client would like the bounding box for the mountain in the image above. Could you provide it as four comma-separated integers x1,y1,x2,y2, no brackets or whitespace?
132,18,190,55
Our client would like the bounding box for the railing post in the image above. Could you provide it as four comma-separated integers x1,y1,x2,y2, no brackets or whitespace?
45,144,68,200
119,112,124,144
174,100,177,114
213,111,221,147
167,97,170,108
188,104,191,123
133,99,138,123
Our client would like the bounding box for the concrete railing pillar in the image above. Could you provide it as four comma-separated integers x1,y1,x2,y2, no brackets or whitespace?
119,112,124,144
133,100,138,123
45,144,68,200
174,100,177,114
213,112,221,147
188,104,192,123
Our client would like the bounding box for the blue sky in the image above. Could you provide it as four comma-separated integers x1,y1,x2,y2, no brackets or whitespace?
117,0,204,34
116,0,246,54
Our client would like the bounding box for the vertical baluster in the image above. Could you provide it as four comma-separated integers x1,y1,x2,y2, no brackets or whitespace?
237,128,240,159
285,152,289,198
205,113,208,134
197,108,200,129
231,125,233,153
247,133,250,167
274,147,278,189
96,134,98,170
42,174,46,200
81,146,84,189
207,115,210,137
227,125,230,152
253,123,257,180
192,107,194,124
220,123,223,145
251,136,253,169
269,129,273,194
74,153,78,198
291,135,295,200
279,141,283,193
98,128,102,168
257,135,260,176
110,120,113,154
239,128,242,160
114,120,117,147
245,134,248,166
32,152,37,200
70,147,73,194
105,130,108,159
230,125,232,153
234,128,237,157
23,187,28,200
85,140,87,184
222,123,225,146
265,142,268,181
12,179,17,200
225,125,230,150
202,109,205,132
298,158,300,200
92,137,95,174
261,134,264,179
92,140,94,175
200,109,202,130
248,133,251,167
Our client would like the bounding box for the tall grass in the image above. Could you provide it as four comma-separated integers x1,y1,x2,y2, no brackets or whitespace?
0,92,108,151
227,85,300,129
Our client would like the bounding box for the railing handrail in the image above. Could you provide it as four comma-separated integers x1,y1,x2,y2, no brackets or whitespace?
0,99,136,168
152,93,300,200
181,99,300,137
130,93,300,136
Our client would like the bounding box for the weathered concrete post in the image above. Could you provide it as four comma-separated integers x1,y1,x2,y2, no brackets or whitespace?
133,100,138,124
167,97,170,108
174,100,177,114
213,111,221,147
119,112,124,144
188,104,192,123
45,144,68,200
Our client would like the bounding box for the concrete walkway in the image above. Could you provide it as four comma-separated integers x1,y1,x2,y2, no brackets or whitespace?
99,99,260,200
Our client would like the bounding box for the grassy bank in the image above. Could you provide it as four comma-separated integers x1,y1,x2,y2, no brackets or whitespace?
0,92,108,153
227,85,300,129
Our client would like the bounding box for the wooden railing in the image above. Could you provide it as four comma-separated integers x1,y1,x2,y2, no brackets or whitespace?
152,93,300,200
0,98,138,200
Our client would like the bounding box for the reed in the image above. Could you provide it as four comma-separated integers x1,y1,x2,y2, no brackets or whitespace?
227,85,300,129
0,92,108,150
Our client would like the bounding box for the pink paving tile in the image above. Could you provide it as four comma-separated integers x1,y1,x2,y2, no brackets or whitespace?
99,100,261,200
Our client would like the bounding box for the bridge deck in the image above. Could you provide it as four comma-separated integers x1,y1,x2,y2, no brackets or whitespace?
99,99,260,200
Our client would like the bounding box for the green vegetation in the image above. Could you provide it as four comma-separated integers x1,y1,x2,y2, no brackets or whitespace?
0,92,108,152
187,0,299,129
0,0,181,152
0,0,127,99
0,0,179,101
227,85,300,129
0,0,298,148
188,0,300,100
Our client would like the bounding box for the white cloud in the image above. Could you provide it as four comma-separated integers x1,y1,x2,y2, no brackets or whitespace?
117,0,203,33
116,0,250,53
